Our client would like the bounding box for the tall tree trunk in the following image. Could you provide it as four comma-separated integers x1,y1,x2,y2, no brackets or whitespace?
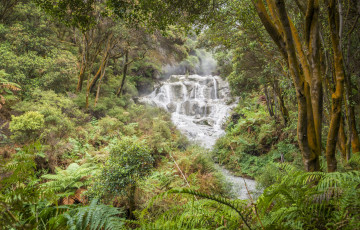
307,0,323,160
128,184,136,220
76,33,91,92
85,35,112,109
76,63,86,92
338,115,347,160
117,50,129,97
344,36,360,155
264,86,275,117
274,78,289,124
94,58,109,107
325,0,345,172
253,0,322,171
276,0,320,171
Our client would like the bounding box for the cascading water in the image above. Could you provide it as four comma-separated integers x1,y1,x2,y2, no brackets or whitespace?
142,74,235,148
142,74,258,199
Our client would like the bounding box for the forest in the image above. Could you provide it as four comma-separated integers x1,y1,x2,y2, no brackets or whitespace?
1,0,360,229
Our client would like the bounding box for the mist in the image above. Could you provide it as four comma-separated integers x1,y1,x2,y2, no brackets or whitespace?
161,49,217,79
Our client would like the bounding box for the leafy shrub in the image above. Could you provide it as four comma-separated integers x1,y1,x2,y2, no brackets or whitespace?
148,118,173,154
13,90,86,141
107,107,131,123
98,116,124,136
9,111,44,142
0,142,43,228
92,137,154,199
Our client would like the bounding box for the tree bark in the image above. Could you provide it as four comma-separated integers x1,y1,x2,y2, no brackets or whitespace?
94,58,109,107
264,85,275,117
128,184,136,220
338,115,347,160
85,35,113,109
325,0,345,172
117,50,129,97
76,37,88,92
275,0,320,171
253,0,322,171
274,78,289,124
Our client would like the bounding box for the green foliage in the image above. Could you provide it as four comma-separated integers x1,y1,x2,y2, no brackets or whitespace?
98,116,124,136
140,188,252,229
0,2,77,95
93,137,154,198
0,71,21,104
13,90,87,143
41,163,99,202
213,96,298,178
9,111,44,142
34,0,97,32
62,199,126,230
257,164,360,229
0,142,44,228
148,118,173,154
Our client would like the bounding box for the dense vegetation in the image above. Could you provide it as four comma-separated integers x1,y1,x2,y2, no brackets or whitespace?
1,0,360,229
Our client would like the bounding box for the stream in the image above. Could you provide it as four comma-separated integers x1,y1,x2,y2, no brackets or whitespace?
141,74,257,199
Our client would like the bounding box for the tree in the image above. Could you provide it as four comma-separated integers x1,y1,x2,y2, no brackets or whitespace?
198,1,290,124
94,137,154,219
0,0,20,23
248,0,359,172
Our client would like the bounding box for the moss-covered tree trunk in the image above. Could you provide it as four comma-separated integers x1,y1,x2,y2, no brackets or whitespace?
85,35,113,109
325,0,345,172
338,116,348,160
253,0,323,171
274,79,289,124
117,50,129,97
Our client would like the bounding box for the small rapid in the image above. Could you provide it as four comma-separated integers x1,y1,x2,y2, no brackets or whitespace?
141,74,257,199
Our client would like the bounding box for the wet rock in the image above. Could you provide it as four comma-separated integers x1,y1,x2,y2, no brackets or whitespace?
166,102,177,113
194,118,215,126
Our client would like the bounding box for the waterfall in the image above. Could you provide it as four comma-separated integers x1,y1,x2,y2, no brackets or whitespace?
141,74,235,148
213,78,218,99
141,74,259,199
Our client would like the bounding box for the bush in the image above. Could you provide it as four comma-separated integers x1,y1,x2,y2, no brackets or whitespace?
13,90,86,141
93,137,154,198
9,111,44,142
98,116,124,136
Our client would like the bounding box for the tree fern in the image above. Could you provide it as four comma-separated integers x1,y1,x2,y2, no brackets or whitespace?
41,163,99,201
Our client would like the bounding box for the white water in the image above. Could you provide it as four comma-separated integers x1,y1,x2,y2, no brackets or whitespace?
142,74,235,147
141,74,257,199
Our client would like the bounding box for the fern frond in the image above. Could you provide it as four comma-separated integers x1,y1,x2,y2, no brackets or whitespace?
152,188,253,229
63,199,125,230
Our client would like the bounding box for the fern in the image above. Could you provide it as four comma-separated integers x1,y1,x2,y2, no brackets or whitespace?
62,199,125,230
140,188,253,229
256,163,360,229
41,163,99,201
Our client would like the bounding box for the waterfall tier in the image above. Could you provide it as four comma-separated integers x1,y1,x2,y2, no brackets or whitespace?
141,74,236,148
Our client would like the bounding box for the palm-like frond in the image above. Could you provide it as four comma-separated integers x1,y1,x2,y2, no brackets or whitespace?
41,163,99,199
256,163,360,229
63,199,125,230
140,188,253,229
